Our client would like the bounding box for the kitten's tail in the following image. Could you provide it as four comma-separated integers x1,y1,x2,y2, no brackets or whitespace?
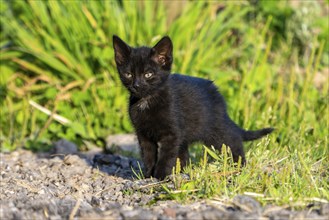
241,127,274,141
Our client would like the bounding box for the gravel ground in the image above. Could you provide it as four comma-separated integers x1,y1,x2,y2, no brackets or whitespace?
0,139,328,220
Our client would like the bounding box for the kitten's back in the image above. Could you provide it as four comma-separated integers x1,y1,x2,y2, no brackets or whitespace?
169,74,226,109
168,74,273,144
168,74,228,142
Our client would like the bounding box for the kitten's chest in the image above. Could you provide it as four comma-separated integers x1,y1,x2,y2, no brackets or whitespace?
135,98,150,110
129,96,174,136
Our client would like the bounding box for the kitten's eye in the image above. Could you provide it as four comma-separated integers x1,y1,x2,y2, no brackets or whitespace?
144,72,153,78
125,73,133,78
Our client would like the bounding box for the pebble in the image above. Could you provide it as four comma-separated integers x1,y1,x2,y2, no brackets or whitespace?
38,189,45,195
63,154,81,165
164,207,176,218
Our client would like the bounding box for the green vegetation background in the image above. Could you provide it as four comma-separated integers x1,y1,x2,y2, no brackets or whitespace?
0,0,328,205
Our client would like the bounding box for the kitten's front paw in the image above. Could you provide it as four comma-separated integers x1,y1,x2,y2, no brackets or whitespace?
143,166,155,178
153,168,168,180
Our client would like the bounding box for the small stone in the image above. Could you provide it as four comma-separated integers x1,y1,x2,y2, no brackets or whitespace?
93,154,119,165
49,215,62,220
320,203,329,215
38,189,45,195
186,211,203,220
102,193,111,201
121,209,141,220
105,201,121,210
53,139,78,155
233,195,262,214
265,207,292,220
100,164,118,175
63,155,81,165
91,196,101,207
202,210,226,220
163,207,176,218
13,212,23,220
137,211,157,220
120,157,130,168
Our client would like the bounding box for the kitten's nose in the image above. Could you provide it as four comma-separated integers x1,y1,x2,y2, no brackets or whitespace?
133,81,140,89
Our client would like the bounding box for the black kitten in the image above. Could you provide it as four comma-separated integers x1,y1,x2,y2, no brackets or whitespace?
113,35,273,180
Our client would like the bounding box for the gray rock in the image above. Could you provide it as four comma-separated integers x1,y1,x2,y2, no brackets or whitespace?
186,211,203,220
233,195,262,214
94,154,120,165
163,207,176,218
320,203,329,215
100,164,119,175
137,211,157,220
91,196,101,207
104,201,121,210
202,209,226,220
121,209,141,220
53,139,78,155
119,156,130,168
106,134,139,155
49,215,62,220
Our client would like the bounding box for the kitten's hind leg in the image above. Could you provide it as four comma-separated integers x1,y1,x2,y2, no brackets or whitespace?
178,143,189,169
206,136,246,166
226,138,246,166
137,134,158,178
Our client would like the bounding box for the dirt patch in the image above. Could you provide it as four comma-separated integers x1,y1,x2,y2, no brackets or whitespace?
0,148,328,219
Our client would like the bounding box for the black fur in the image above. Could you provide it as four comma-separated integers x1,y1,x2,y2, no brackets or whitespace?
113,35,273,180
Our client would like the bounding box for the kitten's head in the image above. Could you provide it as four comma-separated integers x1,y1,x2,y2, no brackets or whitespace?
113,35,173,98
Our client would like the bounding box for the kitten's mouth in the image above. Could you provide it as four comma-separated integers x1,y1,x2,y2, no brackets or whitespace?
129,88,147,98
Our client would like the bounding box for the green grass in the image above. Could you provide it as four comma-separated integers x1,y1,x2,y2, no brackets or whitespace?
0,0,328,207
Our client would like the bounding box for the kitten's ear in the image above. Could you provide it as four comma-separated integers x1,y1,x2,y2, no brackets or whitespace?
113,35,131,65
151,36,173,70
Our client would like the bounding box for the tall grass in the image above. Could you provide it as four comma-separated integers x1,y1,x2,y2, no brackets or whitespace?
0,0,328,206
0,1,253,150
